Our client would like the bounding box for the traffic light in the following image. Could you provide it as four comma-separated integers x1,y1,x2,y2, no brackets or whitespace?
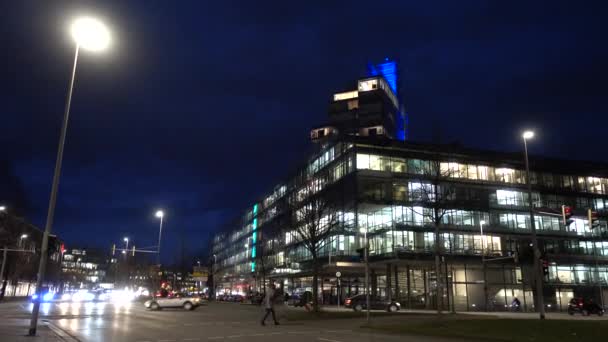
562,205,574,227
588,209,600,229
112,244,116,256
356,247,365,260
541,259,549,277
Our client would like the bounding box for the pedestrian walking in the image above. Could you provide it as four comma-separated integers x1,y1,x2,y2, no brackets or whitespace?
261,284,279,326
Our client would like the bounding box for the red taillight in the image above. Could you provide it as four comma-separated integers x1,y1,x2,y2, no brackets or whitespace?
345,299,351,304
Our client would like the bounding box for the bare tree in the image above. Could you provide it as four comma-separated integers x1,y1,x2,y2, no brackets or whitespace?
291,194,339,312
409,159,457,313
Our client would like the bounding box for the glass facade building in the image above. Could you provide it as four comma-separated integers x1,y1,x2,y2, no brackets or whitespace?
212,71,608,312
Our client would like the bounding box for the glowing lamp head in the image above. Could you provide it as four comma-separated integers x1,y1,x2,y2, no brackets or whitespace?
0,206,5,211
71,17,110,51
21,234,28,239
522,131,534,140
123,237,129,242
155,210,164,218
480,220,486,225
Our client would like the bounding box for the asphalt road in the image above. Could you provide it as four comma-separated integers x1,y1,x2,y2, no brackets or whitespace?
0,301,460,342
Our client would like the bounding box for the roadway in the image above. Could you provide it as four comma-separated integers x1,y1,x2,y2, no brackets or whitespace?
0,300,461,342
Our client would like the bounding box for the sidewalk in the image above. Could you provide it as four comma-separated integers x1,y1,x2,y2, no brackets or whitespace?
0,319,71,342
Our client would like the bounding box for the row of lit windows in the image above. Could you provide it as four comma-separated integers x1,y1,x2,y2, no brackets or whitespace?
356,153,608,194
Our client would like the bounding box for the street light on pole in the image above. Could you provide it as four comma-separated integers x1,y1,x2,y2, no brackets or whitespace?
480,220,489,310
28,16,110,336
0,206,6,212
155,210,164,265
359,226,370,323
522,130,546,320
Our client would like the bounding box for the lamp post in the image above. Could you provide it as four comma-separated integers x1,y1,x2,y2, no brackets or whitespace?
359,225,370,323
29,17,110,336
480,220,488,311
123,237,129,258
20,234,28,249
522,130,546,320
155,210,164,265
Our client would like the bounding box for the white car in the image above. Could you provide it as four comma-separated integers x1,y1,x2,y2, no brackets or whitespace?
144,293,201,310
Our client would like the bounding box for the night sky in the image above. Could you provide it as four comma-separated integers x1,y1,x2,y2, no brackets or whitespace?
1,1,607,263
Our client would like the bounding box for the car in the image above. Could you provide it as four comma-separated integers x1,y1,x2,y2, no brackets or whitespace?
145,292,201,310
344,294,401,312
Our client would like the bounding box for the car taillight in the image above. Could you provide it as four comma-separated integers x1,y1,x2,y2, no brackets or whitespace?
345,299,351,304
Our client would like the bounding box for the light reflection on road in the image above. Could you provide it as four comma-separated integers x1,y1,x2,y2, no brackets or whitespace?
28,301,133,317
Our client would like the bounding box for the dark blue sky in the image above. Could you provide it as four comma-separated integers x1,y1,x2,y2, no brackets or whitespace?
1,1,607,263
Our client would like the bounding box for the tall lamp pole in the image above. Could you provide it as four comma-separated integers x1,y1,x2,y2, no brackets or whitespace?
522,130,546,320
29,17,110,336
155,210,165,265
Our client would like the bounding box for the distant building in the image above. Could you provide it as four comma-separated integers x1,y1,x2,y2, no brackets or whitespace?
61,248,109,288
212,61,608,312
0,211,62,297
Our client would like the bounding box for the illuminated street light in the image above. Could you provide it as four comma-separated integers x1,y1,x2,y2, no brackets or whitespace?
29,16,112,336
522,130,545,320
21,234,28,239
155,210,165,265
0,206,6,211
71,17,110,52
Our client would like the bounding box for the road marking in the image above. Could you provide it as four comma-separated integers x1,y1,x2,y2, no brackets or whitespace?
324,330,353,333
287,331,309,334
249,333,265,337
184,339,201,341
227,335,244,339
318,338,344,342
268,332,282,335
158,340,176,342
208,337,223,340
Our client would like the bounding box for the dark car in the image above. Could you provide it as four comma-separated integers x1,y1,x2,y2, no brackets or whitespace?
344,294,400,312
568,298,605,316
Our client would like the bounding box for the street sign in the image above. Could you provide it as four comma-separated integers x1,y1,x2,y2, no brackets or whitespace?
336,271,341,278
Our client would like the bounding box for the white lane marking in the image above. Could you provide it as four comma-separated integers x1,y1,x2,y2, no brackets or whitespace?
318,338,344,342
324,330,353,333
208,337,223,340
227,335,244,339
249,333,266,336
158,340,176,342
287,331,309,334
268,332,282,335
184,339,201,341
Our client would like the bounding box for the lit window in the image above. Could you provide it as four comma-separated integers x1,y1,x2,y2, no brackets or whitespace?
358,79,378,92
495,168,516,183
333,90,358,101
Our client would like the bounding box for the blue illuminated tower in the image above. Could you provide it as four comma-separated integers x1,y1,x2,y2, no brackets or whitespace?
366,58,407,141
311,58,407,142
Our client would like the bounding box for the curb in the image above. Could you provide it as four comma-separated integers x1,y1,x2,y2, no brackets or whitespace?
43,320,81,342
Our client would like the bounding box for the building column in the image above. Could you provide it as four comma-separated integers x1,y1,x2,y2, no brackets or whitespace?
406,264,411,309
386,263,392,301
371,269,377,297
394,265,400,301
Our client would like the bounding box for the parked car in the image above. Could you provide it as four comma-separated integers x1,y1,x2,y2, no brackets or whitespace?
344,294,401,312
144,292,201,310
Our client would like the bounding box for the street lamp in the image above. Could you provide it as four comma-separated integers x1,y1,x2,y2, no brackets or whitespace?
123,237,129,258
479,220,488,310
359,225,370,323
29,16,110,336
0,206,5,212
155,210,164,265
522,130,546,320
